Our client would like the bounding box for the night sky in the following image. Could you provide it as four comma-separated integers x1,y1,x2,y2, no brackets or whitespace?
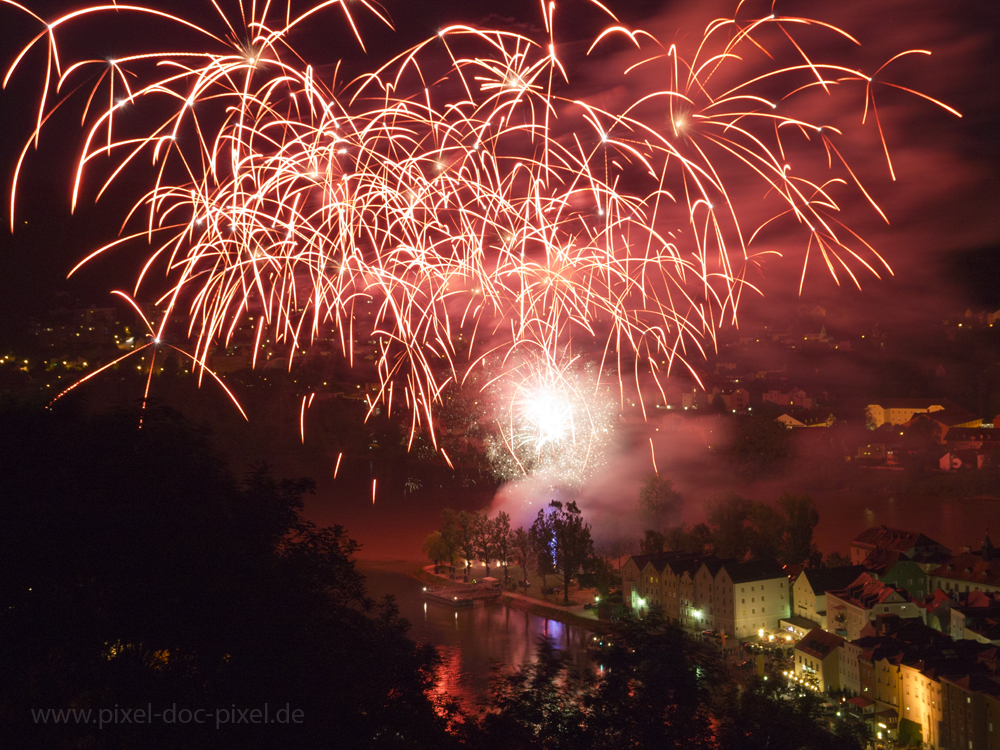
0,0,997,331
1,0,998,558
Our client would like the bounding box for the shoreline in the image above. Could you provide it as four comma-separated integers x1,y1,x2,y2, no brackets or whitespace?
359,559,611,633
499,594,611,634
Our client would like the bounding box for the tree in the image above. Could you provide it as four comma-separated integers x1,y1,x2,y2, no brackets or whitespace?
472,512,496,577
579,555,616,598
711,393,728,413
825,551,852,568
778,493,820,566
512,527,533,585
746,502,784,560
0,404,453,749
598,536,636,575
665,524,711,555
637,475,683,533
455,510,478,579
492,512,514,583
706,493,754,560
439,508,461,567
714,673,833,750
864,406,878,430
422,531,451,568
529,509,556,593
474,636,590,750
640,529,667,554
724,412,792,479
548,500,594,605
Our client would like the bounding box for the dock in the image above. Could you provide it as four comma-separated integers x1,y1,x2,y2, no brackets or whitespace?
422,585,502,608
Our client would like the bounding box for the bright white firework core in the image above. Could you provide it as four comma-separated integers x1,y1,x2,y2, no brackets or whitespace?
520,387,574,452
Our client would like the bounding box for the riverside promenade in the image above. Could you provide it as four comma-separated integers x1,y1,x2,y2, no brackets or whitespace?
416,564,605,630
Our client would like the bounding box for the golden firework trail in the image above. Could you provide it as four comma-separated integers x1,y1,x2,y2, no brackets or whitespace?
3,0,959,465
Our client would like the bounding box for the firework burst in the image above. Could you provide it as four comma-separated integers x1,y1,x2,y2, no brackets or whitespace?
2,0,959,467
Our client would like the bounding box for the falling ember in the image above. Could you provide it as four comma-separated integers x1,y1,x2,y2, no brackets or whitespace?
649,438,659,477
334,452,343,479
440,449,454,470
299,396,308,444
3,1,960,451
372,479,377,505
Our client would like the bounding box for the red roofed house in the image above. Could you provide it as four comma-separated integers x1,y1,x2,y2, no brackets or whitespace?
794,628,845,693
930,552,1000,597
850,526,950,567
826,573,922,641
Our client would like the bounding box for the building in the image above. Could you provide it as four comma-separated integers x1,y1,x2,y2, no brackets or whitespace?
775,408,836,429
865,398,967,428
840,639,863,696
716,559,791,639
930,553,1000,597
940,674,1000,750
623,554,791,639
863,549,930,600
827,573,922,641
794,628,844,692
850,526,950,567
710,386,750,412
792,566,867,630
763,387,814,409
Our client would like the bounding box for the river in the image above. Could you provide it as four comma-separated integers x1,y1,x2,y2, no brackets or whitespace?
358,564,595,713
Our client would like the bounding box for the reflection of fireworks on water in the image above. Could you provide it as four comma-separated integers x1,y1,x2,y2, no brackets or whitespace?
486,357,616,488
3,0,959,451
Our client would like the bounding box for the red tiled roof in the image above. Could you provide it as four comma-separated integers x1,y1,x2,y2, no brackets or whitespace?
795,628,845,660
852,526,946,555
932,553,1000,588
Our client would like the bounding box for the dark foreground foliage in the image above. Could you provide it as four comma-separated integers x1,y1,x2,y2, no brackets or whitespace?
0,401,868,749
0,402,455,750
463,609,869,750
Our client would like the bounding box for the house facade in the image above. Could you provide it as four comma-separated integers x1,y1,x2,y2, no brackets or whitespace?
794,628,844,692
623,554,790,638
792,566,866,629
826,574,922,641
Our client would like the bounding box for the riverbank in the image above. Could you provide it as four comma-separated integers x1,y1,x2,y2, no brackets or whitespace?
500,593,610,634
408,561,611,634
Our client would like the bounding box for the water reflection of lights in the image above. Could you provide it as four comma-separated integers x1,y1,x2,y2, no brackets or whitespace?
542,619,564,642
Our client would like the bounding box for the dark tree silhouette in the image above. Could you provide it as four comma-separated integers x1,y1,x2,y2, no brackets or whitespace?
0,404,454,750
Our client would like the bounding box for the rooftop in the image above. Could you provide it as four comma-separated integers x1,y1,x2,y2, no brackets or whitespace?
800,565,868,595
795,628,845,660
932,553,1000,588
852,525,947,555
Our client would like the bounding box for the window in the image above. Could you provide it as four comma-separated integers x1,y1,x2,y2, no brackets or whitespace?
742,599,745,604
752,609,755,614
762,607,766,613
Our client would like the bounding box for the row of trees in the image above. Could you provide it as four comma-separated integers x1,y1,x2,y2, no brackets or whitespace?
423,502,595,606
464,612,868,750
635,475,822,567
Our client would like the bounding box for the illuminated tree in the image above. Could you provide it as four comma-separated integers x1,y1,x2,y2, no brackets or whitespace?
548,500,594,606
529,509,556,594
